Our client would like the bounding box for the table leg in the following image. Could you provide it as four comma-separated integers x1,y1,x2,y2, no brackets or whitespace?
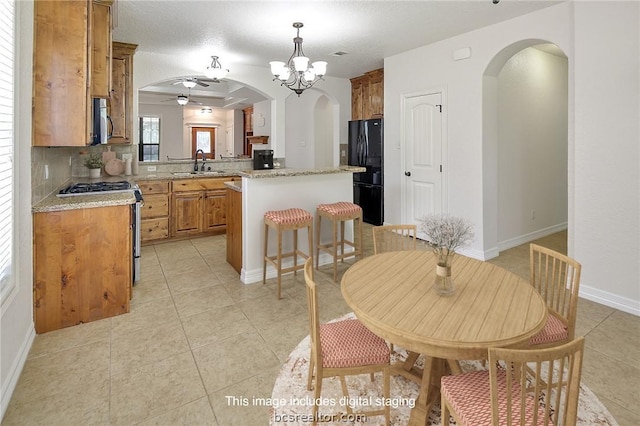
390,353,446,426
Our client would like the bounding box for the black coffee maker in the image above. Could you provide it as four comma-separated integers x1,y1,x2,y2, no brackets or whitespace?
253,149,274,170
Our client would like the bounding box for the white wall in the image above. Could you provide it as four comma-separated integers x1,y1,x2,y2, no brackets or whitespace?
133,53,351,159
1,1,35,418
573,1,640,311
285,90,324,168
138,103,183,160
314,95,333,168
497,46,568,245
251,100,271,139
385,2,640,314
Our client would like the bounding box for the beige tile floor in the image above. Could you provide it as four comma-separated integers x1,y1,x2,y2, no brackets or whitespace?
3,227,639,425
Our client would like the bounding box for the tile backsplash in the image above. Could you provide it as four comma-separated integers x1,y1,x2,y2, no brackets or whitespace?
32,145,138,205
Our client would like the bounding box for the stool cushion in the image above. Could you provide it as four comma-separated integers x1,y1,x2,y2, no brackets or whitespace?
528,312,568,346
317,202,362,216
264,208,313,225
319,319,390,368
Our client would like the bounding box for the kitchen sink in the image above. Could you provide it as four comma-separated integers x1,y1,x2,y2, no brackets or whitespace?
172,171,225,177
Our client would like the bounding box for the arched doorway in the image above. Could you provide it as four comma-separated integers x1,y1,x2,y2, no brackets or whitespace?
483,40,569,257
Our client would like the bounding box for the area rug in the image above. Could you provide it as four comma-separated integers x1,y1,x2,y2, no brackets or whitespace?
270,313,618,425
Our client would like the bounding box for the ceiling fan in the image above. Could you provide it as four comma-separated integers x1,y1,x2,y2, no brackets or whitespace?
160,92,204,106
171,77,220,88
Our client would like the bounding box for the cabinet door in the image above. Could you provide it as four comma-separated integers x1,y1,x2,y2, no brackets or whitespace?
90,1,112,98
33,0,89,147
369,70,384,117
226,188,242,273
172,191,202,236
204,189,226,230
350,78,365,120
141,194,169,220
109,56,127,143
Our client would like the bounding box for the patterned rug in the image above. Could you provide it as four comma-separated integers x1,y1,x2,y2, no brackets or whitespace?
270,313,618,425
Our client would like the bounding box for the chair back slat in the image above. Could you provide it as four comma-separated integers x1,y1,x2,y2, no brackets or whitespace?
304,259,322,368
488,337,585,426
530,244,582,339
372,224,417,254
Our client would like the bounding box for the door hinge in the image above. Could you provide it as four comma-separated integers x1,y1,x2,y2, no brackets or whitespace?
436,104,442,113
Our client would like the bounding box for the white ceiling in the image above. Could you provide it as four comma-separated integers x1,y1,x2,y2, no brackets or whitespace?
116,0,561,108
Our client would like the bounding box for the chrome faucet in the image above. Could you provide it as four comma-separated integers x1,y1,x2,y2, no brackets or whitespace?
194,149,206,171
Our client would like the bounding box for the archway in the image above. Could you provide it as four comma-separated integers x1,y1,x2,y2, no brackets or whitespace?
482,40,569,257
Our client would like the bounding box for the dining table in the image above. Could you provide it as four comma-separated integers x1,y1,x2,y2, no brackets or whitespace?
341,250,548,426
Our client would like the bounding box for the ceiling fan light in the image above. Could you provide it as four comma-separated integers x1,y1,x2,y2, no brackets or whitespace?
311,61,327,77
292,56,309,72
177,95,188,106
182,80,197,89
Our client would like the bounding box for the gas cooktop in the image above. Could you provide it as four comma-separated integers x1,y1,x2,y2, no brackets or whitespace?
57,181,133,197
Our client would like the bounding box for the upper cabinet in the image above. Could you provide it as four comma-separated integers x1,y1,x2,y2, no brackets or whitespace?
109,42,137,144
32,0,116,147
350,68,384,121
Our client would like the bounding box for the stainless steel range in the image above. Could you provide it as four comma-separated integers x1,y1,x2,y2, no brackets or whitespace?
57,180,143,283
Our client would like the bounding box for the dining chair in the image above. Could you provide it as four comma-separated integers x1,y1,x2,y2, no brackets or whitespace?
441,336,585,426
372,224,417,255
528,244,582,349
303,258,391,425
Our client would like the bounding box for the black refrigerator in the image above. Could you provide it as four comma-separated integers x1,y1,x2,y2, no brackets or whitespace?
348,118,383,225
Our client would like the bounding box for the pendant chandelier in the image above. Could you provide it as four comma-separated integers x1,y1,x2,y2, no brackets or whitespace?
204,56,229,81
269,22,327,96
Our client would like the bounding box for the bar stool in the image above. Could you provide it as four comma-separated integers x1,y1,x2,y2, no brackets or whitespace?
263,208,314,299
315,202,363,282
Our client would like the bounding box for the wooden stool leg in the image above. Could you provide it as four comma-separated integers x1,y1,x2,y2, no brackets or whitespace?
340,219,345,263
332,217,338,282
307,224,313,280
315,214,321,270
357,215,363,258
293,228,298,276
277,225,283,299
263,223,269,284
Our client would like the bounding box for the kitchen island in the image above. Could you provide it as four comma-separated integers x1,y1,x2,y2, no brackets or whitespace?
234,166,364,284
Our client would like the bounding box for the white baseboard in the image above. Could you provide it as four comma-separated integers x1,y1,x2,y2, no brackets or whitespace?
579,284,640,316
1,324,35,420
497,223,568,252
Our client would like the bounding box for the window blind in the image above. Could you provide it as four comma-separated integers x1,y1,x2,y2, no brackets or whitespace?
0,0,14,292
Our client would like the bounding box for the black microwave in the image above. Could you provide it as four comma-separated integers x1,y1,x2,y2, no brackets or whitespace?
91,98,113,145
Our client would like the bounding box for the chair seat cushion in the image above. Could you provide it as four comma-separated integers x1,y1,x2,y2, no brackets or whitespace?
264,208,313,225
441,370,550,426
529,313,568,346
319,319,389,368
317,202,362,216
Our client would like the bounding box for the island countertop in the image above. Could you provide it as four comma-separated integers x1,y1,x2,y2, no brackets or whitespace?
237,166,365,179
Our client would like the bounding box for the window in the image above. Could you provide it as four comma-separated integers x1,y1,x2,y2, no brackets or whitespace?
139,116,160,161
0,0,14,297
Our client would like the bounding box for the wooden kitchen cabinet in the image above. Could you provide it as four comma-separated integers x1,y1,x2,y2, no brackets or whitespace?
171,178,229,237
109,42,138,144
138,180,170,242
226,187,242,273
33,204,131,334
32,0,113,147
350,68,384,120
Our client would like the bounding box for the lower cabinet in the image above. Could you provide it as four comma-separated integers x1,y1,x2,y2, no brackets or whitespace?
33,205,132,334
138,180,170,242
171,178,229,238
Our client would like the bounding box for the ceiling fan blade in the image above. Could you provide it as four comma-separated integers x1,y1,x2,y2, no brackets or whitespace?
171,80,183,86
199,78,221,83
195,80,209,87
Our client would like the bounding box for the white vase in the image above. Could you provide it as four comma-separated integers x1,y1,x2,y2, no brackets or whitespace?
89,168,101,179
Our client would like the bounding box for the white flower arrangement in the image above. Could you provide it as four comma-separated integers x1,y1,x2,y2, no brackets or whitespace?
419,214,474,256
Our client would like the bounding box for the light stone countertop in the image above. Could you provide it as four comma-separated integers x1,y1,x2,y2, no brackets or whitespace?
224,180,242,192
237,166,365,179
32,191,136,213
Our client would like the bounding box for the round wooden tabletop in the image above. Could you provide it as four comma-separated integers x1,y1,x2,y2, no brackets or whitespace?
341,251,548,359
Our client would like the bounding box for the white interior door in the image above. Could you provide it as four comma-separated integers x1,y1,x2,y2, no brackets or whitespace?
403,92,444,231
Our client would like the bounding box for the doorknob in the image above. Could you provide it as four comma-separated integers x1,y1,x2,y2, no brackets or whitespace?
404,171,411,177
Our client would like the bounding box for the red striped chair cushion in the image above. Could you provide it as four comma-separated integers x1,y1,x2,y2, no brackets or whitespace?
264,208,313,225
441,370,551,426
319,319,390,368
529,313,568,346
317,202,362,216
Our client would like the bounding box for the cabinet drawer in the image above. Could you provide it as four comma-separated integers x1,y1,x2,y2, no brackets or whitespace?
172,178,227,192
141,218,169,242
138,180,169,194
141,194,169,219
